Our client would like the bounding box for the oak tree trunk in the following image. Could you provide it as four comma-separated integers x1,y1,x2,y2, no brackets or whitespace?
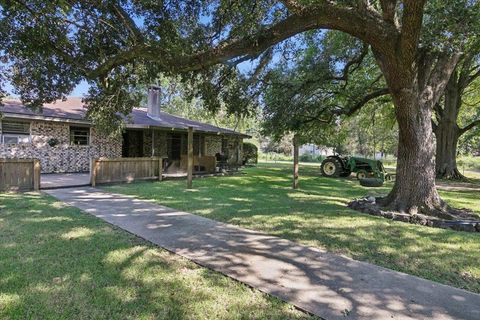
373,51,460,218
434,75,464,180
381,90,448,216
435,126,462,179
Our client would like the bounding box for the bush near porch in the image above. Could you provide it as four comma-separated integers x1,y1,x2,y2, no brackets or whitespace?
106,163,480,294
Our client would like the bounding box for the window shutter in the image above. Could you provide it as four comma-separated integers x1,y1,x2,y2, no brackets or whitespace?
1,121,30,134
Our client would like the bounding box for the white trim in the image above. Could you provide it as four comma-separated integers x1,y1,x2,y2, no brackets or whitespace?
2,113,91,125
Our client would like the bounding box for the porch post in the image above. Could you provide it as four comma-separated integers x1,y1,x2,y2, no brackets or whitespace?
293,134,299,189
151,129,155,157
33,159,41,191
187,126,193,189
158,157,163,181
90,158,98,187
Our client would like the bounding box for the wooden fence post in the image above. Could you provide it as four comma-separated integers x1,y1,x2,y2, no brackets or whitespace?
90,158,98,187
33,159,41,191
187,127,193,189
293,135,299,189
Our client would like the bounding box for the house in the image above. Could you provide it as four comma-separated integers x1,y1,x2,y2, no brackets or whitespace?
299,144,333,157
0,87,249,174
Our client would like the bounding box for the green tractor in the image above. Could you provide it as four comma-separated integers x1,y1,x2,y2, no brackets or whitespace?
320,155,392,186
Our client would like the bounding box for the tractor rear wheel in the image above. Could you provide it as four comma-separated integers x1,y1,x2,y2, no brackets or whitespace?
321,158,343,177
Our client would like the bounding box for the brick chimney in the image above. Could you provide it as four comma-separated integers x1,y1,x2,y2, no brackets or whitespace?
147,85,162,120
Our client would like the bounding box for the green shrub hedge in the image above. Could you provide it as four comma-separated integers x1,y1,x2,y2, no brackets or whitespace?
243,142,258,164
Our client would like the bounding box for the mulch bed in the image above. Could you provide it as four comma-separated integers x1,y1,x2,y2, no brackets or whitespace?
348,198,480,233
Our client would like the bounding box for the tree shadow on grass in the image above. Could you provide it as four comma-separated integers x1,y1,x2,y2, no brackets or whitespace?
104,165,480,295
0,193,312,319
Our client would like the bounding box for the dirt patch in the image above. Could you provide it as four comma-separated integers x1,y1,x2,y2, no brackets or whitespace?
436,181,480,192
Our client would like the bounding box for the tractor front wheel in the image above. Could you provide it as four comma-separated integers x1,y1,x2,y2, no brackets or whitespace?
356,170,367,180
321,158,343,177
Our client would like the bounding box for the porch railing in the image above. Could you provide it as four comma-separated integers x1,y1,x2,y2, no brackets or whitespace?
179,155,216,173
0,158,41,192
90,157,165,187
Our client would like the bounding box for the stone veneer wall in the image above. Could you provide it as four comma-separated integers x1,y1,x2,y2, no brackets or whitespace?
0,120,122,173
205,135,222,156
226,136,243,165
205,135,243,165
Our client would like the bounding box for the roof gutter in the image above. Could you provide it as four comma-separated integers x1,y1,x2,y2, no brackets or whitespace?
1,112,91,125
125,123,251,138
1,112,251,138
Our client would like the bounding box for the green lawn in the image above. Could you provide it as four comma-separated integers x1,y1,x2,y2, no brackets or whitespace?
0,192,313,319
106,163,480,294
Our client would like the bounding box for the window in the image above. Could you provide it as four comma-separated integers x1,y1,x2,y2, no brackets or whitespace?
70,126,90,145
0,120,31,144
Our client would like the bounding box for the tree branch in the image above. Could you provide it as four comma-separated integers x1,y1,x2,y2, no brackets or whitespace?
380,0,397,24
426,52,462,107
341,88,390,116
89,2,398,79
279,0,304,13
338,44,370,86
460,119,480,135
109,3,144,44
399,0,426,65
468,66,480,84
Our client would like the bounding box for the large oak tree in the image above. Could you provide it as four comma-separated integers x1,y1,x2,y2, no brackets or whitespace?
433,52,480,179
1,0,479,216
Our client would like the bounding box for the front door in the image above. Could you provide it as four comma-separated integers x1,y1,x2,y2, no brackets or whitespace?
167,133,182,160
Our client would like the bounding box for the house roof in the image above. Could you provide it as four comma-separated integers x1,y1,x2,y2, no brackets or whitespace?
1,98,250,138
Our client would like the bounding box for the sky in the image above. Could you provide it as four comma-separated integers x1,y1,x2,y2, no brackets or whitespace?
4,79,90,98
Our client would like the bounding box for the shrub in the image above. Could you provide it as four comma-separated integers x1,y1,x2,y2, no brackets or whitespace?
243,142,258,165
299,154,315,162
299,154,325,163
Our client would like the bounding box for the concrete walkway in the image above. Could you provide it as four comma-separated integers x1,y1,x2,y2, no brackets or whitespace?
45,187,480,320
41,173,90,189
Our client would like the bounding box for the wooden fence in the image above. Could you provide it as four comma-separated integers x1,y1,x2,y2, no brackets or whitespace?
90,157,164,187
0,159,41,192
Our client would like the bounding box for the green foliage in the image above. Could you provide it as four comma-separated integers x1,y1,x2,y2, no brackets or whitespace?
242,142,258,164
457,156,480,172
299,154,325,163
148,76,259,134
260,134,294,155
458,74,480,154
340,101,398,157
422,0,480,51
1,0,479,141
261,30,386,140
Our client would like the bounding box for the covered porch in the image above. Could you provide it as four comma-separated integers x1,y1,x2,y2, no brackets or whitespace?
121,127,242,174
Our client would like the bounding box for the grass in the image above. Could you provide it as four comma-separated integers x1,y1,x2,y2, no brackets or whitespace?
106,163,480,294
0,192,314,319
458,155,480,172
